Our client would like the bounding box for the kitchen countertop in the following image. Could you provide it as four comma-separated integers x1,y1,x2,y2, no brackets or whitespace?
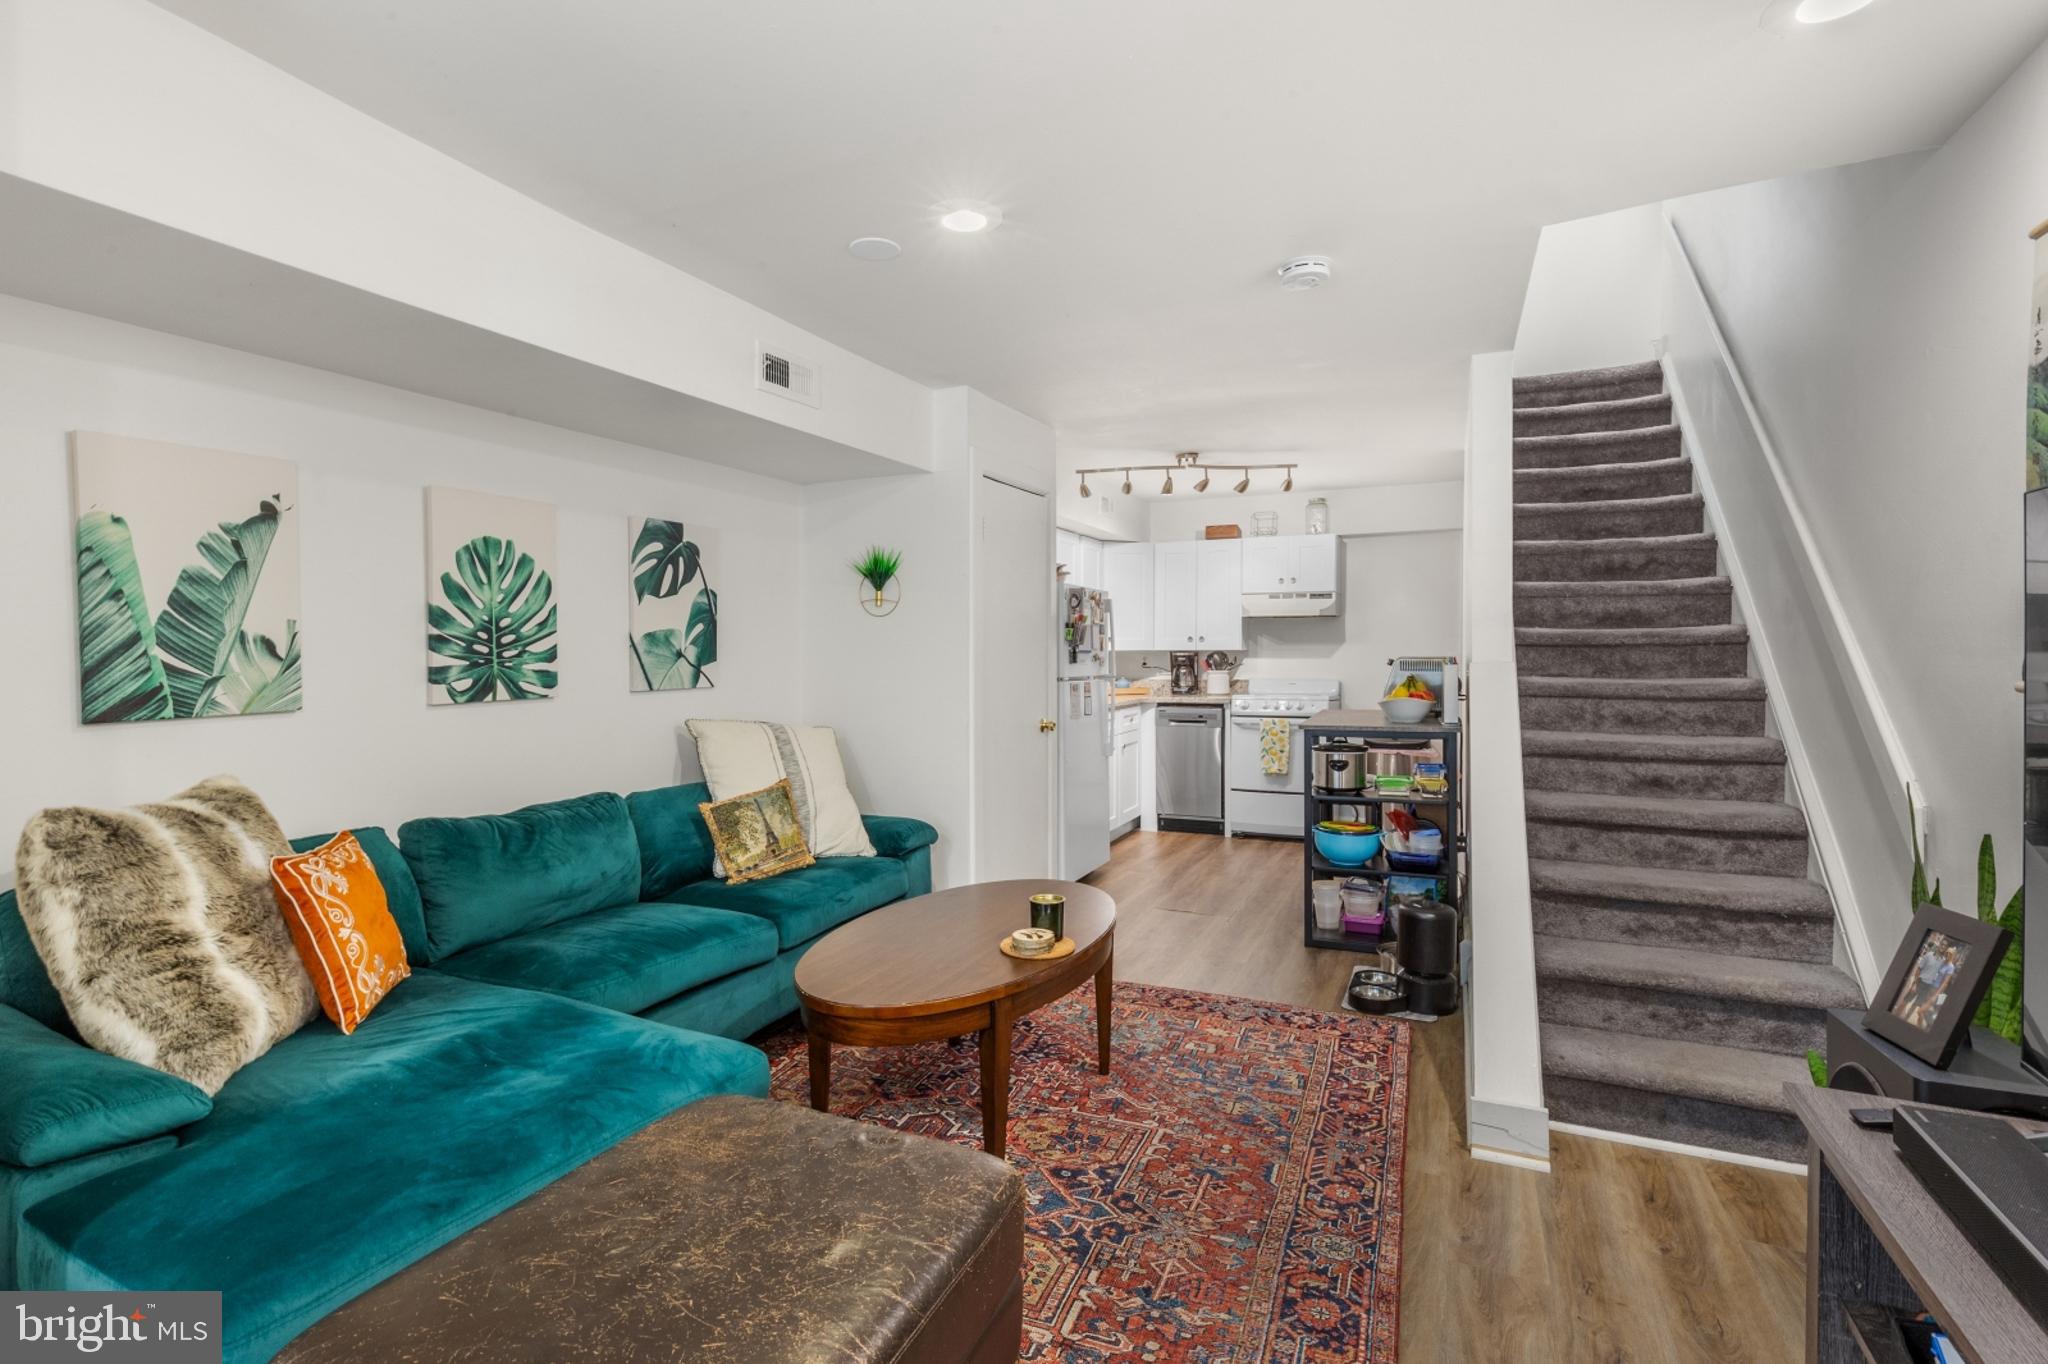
1304,706,1460,734
1113,693,1233,709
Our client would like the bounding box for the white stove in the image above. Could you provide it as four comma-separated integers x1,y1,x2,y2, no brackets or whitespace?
1225,678,1339,838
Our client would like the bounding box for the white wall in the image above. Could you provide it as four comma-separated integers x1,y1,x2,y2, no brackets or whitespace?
0,296,809,874
800,388,1056,889
1664,36,2048,910
1510,204,1668,379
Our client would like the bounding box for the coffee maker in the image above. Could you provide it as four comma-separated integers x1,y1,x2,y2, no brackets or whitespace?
1170,652,1198,695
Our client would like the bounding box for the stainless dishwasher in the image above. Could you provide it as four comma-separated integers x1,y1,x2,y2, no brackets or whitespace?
1156,705,1224,831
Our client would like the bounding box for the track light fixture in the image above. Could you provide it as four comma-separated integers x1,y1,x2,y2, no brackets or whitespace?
1072,454,1297,498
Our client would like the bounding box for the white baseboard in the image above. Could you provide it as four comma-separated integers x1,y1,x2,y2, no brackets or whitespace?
1470,1146,1552,1174
1548,1121,1805,1176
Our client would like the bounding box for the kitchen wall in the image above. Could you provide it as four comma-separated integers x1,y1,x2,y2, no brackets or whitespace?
1661,34,2048,903
0,295,808,873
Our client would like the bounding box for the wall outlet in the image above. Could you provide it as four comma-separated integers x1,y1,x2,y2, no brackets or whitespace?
755,342,821,408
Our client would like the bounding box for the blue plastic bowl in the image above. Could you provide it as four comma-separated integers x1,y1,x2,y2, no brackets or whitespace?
1313,827,1382,866
1385,849,1441,872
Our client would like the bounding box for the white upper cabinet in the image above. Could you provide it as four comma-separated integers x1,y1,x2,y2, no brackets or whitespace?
1058,530,1104,587
1239,534,1338,594
1295,536,1339,593
1197,540,1244,649
1153,541,1201,647
1241,537,1293,593
1100,542,1154,651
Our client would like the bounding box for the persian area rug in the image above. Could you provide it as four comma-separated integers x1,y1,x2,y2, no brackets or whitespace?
761,982,1408,1362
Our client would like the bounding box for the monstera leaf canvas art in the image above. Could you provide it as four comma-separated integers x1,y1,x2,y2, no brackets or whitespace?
627,516,717,691
425,487,559,705
70,432,302,725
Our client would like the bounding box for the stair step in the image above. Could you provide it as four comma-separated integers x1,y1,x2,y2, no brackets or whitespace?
1514,393,1672,438
1517,674,1766,737
1523,788,1809,876
1514,493,1704,542
1515,533,1719,583
1530,858,1835,963
1515,576,1732,629
1512,361,1665,409
1541,1024,1811,1163
1514,457,1692,506
1521,728,1785,800
1535,936,1859,1054
1513,425,1683,470
1515,623,1749,679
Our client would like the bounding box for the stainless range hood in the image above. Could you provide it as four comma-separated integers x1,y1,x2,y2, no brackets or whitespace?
1241,591,1340,618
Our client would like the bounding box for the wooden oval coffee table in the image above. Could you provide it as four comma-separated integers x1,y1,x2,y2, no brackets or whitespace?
795,879,1115,1159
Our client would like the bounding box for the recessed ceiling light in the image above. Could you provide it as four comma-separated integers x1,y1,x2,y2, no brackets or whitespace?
1794,0,1875,21
847,236,901,261
938,201,1002,233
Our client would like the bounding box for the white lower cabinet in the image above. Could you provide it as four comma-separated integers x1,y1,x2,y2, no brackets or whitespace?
1111,705,1145,834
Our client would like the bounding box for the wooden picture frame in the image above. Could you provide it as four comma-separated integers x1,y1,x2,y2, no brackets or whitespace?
1862,904,2012,1069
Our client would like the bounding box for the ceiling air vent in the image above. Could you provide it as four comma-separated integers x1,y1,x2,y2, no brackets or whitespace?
755,342,821,408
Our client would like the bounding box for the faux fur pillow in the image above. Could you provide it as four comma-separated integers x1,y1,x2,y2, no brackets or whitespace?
14,776,318,1094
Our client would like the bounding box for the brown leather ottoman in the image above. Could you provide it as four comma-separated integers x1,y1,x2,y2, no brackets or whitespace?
275,1095,1025,1363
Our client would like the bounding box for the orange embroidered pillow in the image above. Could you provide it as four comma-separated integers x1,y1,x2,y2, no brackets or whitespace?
270,832,411,1034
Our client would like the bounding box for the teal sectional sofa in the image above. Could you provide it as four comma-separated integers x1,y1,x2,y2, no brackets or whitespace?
0,781,937,1363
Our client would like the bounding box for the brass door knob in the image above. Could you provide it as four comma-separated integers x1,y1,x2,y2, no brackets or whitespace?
1039,719,1058,733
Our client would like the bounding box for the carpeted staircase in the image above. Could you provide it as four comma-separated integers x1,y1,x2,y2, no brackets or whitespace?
1511,360,1862,1164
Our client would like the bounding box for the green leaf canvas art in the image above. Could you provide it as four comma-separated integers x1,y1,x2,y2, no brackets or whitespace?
425,488,560,705
627,516,717,691
70,433,301,724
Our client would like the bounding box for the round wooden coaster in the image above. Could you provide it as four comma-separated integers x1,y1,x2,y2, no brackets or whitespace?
1000,934,1077,961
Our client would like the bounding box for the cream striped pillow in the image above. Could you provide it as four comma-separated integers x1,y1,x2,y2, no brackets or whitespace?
684,721,875,876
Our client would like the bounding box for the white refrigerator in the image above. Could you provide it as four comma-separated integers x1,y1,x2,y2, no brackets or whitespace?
1058,586,1113,880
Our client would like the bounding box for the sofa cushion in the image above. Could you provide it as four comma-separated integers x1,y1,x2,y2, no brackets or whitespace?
400,793,641,961
18,971,766,1364
0,890,67,1032
862,814,940,861
433,902,777,1016
625,782,718,900
666,857,909,950
288,827,429,966
0,1004,211,1168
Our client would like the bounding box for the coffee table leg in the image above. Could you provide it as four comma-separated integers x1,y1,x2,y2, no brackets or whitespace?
808,1030,831,1112
1094,945,1113,1076
980,1003,1012,1159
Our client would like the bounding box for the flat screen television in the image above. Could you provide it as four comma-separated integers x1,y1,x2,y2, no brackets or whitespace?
2022,489,2048,1081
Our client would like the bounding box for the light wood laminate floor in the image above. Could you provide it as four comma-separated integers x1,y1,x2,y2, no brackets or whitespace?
1085,831,1807,1363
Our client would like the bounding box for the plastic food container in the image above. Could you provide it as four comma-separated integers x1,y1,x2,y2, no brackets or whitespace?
1339,879,1385,935
1312,880,1343,931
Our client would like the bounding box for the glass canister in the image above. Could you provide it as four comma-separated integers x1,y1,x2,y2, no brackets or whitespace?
1305,497,1330,534
1251,511,1279,536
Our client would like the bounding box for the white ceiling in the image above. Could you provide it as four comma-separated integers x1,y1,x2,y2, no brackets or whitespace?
150,0,2048,490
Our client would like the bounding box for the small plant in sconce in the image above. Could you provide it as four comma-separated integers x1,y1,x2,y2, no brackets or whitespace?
853,546,903,617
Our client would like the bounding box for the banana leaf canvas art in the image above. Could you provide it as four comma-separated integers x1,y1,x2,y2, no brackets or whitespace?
70,432,302,725
425,487,559,705
627,516,717,691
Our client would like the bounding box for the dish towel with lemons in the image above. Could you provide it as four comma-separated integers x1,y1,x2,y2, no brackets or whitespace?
1259,718,1291,776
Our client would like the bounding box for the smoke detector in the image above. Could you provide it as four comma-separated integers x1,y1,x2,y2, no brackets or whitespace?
1277,256,1332,291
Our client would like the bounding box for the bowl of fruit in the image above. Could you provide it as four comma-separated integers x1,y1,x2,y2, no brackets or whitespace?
1381,674,1435,724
